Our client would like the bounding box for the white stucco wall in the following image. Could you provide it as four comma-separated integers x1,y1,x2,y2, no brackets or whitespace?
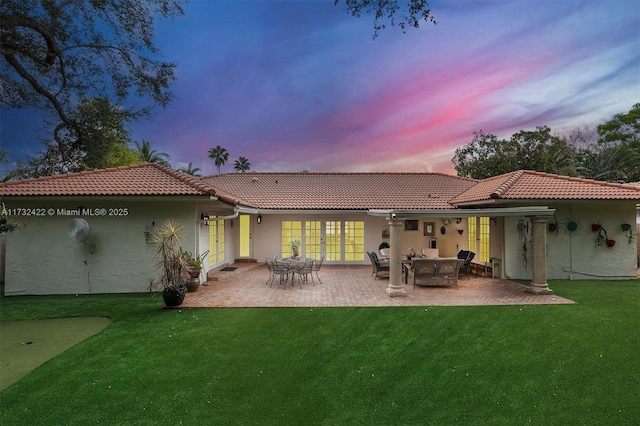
247,213,469,264
504,201,638,280
3,198,204,295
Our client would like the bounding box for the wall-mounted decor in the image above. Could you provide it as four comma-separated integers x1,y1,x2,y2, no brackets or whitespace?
405,220,419,231
424,222,435,236
563,216,582,236
381,226,390,239
592,223,615,248
621,223,634,244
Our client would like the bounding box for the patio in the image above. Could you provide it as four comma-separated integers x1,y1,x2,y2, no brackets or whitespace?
181,262,575,308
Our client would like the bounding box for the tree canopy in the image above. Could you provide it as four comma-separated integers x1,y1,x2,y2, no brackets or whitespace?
337,0,437,38
234,157,251,172
208,145,229,174
1,0,183,159
452,104,640,183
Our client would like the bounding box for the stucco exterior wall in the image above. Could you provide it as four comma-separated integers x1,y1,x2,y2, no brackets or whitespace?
247,213,469,263
3,198,200,295
504,201,638,280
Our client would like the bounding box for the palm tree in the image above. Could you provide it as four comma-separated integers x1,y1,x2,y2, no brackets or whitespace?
134,140,170,166
234,156,251,172
179,162,202,176
208,145,229,174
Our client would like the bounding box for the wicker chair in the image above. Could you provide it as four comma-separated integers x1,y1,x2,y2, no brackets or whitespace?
367,251,390,279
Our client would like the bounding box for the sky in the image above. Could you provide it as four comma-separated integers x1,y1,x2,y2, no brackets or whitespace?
1,0,639,176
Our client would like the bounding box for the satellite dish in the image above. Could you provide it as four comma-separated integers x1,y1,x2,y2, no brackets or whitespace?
68,218,91,243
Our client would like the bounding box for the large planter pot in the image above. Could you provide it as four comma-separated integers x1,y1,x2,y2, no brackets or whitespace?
162,284,186,307
185,277,200,293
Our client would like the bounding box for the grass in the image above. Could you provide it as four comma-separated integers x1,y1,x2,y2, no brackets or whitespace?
1,280,639,425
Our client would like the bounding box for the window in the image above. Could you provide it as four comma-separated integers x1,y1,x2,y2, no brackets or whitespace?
209,216,225,264
467,217,477,254
281,221,302,258
467,217,490,263
344,221,365,261
305,221,322,259
478,217,490,263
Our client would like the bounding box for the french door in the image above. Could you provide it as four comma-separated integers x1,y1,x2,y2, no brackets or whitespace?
281,220,364,263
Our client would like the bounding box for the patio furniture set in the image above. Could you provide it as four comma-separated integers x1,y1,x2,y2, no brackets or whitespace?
265,257,324,289
367,249,476,290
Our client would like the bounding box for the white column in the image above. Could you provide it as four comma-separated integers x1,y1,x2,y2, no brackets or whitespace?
387,219,407,297
527,216,554,295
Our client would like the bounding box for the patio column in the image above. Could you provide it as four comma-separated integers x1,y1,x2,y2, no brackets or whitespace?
387,218,407,297
527,216,554,294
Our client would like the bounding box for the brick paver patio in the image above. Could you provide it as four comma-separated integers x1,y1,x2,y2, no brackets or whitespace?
180,263,574,308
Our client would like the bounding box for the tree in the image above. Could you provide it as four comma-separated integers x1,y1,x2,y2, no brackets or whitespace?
134,140,170,166
104,144,140,169
597,103,640,147
337,0,437,39
0,0,184,153
576,144,640,182
234,157,251,172
179,162,202,176
452,126,578,179
208,145,229,174
595,103,640,182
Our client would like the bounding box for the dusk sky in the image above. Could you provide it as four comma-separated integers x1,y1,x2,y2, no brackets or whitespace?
1,0,639,175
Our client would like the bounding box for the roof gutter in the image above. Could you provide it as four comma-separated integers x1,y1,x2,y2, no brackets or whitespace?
367,206,555,218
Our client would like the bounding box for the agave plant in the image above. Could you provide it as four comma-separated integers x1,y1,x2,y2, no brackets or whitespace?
150,219,190,291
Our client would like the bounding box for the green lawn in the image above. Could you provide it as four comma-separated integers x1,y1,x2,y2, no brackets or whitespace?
1,280,638,425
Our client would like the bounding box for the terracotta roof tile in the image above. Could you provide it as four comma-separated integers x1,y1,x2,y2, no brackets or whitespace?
0,163,219,197
451,170,640,204
202,173,477,210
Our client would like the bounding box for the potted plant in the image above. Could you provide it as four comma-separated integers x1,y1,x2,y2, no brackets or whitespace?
606,239,616,248
149,219,190,307
181,249,209,292
291,238,301,259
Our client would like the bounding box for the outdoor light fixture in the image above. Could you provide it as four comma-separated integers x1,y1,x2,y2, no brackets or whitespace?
456,217,463,224
257,215,262,224
457,229,464,235
201,213,210,226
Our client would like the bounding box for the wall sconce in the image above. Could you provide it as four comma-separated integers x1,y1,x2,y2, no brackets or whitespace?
456,217,462,224
457,229,464,235
256,214,262,224
490,217,498,225
200,213,210,226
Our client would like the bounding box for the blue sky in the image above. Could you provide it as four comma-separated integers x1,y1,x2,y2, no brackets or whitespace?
1,0,638,175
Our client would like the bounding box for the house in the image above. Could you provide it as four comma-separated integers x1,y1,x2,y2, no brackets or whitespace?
1,163,638,296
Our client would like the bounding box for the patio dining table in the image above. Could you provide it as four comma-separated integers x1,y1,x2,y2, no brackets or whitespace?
275,257,316,287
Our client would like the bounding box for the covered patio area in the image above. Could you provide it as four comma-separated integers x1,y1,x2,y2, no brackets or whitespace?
180,263,574,308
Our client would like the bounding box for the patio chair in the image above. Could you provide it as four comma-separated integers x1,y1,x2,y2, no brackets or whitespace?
457,250,475,279
265,259,275,286
272,261,292,288
311,257,324,283
367,250,390,279
295,261,315,287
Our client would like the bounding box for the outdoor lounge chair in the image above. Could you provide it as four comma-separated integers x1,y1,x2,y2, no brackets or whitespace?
457,250,475,279
367,250,390,279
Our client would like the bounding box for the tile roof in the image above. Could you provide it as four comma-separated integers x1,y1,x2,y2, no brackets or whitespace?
202,172,477,210
0,163,219,197
2,167,638,210
451,170,640,205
